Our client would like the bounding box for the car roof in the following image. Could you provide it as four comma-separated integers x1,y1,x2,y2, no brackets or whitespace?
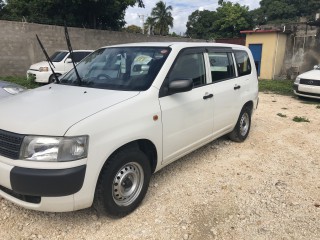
56,50,94,52
100,42,248,50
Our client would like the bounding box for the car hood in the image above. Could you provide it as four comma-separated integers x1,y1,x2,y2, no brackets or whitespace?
0,84,139,136
298,69,320,80
29,61,50,70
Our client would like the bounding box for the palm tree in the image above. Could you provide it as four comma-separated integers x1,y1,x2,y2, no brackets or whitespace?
149,1,173,35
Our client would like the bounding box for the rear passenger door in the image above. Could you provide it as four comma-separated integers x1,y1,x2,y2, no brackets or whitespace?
206,48,242,135
160,48,214,164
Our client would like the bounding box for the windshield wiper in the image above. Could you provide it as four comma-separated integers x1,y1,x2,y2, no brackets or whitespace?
36,34,60,84
64,22,82,86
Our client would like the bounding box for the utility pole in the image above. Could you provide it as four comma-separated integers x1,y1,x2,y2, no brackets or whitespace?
138,14,145,34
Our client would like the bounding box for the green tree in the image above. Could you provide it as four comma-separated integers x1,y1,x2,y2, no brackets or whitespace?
125,24,142,34
259,0,320,22
186,10,217,40
148,1,173,35
213,1,253,38
0,0,145,30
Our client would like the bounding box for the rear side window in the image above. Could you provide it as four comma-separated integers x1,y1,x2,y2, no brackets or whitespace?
208,52,235,82
168,52,206,87
71,52,90,62
234,50,251,76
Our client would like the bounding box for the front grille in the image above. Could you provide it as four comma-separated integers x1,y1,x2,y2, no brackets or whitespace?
300,78,320,86
0,129,24,159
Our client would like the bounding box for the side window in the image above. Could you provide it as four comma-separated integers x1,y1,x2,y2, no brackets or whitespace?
168,52,206,87
209,52,235,82
234,50,252,76
71,52,87,62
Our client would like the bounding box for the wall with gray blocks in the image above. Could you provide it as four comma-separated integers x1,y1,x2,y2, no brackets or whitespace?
0,20,202,76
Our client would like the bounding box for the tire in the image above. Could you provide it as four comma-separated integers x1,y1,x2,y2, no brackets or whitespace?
94,147,151,217
228,106,251,142
48,73,61,83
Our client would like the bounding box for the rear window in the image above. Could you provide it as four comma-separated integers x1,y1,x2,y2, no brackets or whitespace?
234,50,251,76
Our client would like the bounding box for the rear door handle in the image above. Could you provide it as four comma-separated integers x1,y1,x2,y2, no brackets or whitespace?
203,93,213,100
234,85,241,90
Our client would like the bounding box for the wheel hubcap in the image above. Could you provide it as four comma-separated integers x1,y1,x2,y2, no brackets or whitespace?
240,112,249,136
112,162,144,206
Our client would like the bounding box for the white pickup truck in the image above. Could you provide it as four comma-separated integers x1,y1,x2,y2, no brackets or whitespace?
0,42,258,217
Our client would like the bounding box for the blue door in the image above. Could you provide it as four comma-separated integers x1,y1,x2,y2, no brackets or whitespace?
249,44,262,76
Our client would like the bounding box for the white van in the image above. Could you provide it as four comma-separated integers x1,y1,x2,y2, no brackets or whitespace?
0,42,258,216
27,50,93,83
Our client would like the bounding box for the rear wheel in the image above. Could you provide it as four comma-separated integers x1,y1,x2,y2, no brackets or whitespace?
229,106,251,142
94,147,151,217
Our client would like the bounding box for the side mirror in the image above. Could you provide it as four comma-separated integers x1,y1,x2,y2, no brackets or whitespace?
66,58,72,63
314,65,319,70
168,79,193,94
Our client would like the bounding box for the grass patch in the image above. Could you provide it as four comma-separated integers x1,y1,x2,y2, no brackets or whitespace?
281,107,288,110
0,76,40,89
277,113,287,118
317,105,320,109
292,116,310,123
259,79,294,96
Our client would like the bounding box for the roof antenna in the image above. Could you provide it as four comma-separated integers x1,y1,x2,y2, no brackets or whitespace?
64,22,82,86
36,34,60,84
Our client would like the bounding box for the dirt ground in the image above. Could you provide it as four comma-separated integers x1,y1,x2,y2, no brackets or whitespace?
1,93,319,240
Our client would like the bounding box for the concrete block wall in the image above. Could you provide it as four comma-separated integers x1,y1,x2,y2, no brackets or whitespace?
0,20,202,76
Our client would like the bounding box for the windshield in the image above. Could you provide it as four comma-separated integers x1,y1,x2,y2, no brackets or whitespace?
50,51,68,62
60,47,171,91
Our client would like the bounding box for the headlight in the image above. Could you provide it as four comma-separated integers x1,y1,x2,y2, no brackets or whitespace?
294,77,300,84
20,136,88,162
39,67,49,72
3,85,26,95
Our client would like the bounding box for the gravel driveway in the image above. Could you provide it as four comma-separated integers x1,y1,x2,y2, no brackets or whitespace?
1,93,320,240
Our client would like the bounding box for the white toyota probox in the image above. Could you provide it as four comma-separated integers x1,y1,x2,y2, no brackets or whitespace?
0,42,258,216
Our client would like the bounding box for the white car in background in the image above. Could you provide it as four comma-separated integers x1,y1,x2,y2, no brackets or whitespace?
294,65,320,99
27,50,93,83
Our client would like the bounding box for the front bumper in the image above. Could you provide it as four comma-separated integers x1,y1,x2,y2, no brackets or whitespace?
27,70,51,83
0,158,87,212
294,83,320,99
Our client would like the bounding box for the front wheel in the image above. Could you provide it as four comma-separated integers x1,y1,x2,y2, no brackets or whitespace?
94,147,151,217
228,107,251,142
48,73,61,83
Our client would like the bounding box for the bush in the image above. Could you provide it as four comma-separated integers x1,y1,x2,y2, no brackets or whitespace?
0,76,40,89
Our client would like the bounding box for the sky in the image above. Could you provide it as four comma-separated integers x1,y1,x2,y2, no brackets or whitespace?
125,0,260,34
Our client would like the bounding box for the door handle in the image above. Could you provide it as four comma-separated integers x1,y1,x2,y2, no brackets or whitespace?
203,93,213,100
234,85,241,90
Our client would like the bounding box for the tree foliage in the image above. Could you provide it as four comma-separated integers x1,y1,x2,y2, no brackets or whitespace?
186,10,217,39
146,1,173,35
186,1,253,39
125,24,142,34
0,0,144,30
259,0,320,22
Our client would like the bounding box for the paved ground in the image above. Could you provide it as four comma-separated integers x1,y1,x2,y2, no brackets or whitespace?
0,93,319,240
